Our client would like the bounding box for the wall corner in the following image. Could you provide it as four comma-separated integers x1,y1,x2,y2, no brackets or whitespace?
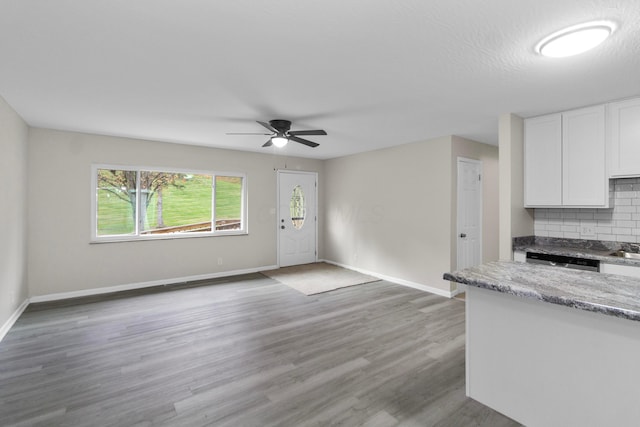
499,113,534,260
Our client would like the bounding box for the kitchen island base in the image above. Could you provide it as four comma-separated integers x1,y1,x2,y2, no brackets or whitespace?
467,286,640,427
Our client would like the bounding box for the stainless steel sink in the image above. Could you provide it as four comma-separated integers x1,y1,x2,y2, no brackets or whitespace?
609,250,640,260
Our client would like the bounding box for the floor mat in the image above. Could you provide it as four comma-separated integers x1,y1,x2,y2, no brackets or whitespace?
262,262,380,295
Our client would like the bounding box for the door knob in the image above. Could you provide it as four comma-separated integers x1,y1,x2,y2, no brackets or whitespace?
460,233,467,238
281,225,285,229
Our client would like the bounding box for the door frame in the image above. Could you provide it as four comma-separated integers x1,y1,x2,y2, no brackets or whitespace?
276,170,318,267
456,157,483,274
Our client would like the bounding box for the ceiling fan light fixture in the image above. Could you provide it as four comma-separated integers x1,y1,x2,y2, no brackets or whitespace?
536,21,615,58
271,136,288,147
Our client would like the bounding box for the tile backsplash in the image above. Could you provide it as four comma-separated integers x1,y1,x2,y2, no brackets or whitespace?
534,178,640,243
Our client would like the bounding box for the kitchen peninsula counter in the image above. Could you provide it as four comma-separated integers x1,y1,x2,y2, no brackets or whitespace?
444,261,640,427
444,260,640,321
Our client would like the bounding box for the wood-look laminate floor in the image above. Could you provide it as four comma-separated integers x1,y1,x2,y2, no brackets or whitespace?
0,274,520,427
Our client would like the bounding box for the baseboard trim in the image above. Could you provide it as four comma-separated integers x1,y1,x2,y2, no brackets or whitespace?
321,260,455,298
29,265,279,304
0,298,30,343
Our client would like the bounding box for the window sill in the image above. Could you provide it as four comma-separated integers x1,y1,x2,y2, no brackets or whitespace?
90,230,248,244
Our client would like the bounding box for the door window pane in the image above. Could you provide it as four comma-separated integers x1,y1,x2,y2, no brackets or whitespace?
290,185,306,230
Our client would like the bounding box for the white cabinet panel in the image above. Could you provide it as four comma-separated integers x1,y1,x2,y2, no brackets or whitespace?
600,262,640,278
524,114,562,207
562,105,607,206
524,106,608,208
609,97,640,177
467,286,640,426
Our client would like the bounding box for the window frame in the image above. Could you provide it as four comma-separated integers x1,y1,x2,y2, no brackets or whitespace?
91,164,248,243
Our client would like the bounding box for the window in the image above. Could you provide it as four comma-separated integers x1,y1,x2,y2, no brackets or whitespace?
92,166,246,241
290,185,306,230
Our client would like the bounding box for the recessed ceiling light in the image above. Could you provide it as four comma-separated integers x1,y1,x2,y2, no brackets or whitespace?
536,21,616,58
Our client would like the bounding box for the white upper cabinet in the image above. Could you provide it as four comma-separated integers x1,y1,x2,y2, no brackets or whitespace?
524,105,608,208
562,105,607,206
524,114,562,206
609,97,640,177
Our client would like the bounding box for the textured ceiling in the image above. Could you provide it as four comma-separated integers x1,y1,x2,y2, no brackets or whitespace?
1,1,639,159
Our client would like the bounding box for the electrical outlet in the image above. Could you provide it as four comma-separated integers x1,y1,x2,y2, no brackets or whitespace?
581,226,596,238
217,257,223,265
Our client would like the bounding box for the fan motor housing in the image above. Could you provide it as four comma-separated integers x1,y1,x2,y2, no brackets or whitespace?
269,119,291,133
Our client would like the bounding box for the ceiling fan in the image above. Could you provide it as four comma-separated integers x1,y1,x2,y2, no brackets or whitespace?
226,119,326,148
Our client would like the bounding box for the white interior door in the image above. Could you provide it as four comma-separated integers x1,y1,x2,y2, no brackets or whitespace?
457,158,482,289
278,171,317,267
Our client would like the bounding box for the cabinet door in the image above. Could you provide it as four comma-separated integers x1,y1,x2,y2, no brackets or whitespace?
524,114,562,207
609,97,640,177
562,105,607,206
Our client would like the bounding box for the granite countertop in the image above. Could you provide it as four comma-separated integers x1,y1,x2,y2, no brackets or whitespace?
513,236,640,267
444,261,640,322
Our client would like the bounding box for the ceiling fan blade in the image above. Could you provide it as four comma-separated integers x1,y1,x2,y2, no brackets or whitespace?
262,139,273,147
257,120,278,133
288,129,327,136
289,135,319,148
226,132,273,135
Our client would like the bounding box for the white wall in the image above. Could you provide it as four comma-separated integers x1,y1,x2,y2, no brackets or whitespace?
324,137,454,294
498,113,534,260
26,128,323,297
0,95,29,330
323,135,499,295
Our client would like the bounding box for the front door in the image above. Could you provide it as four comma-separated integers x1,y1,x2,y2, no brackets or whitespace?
457,158,482,289
278,171,317,267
